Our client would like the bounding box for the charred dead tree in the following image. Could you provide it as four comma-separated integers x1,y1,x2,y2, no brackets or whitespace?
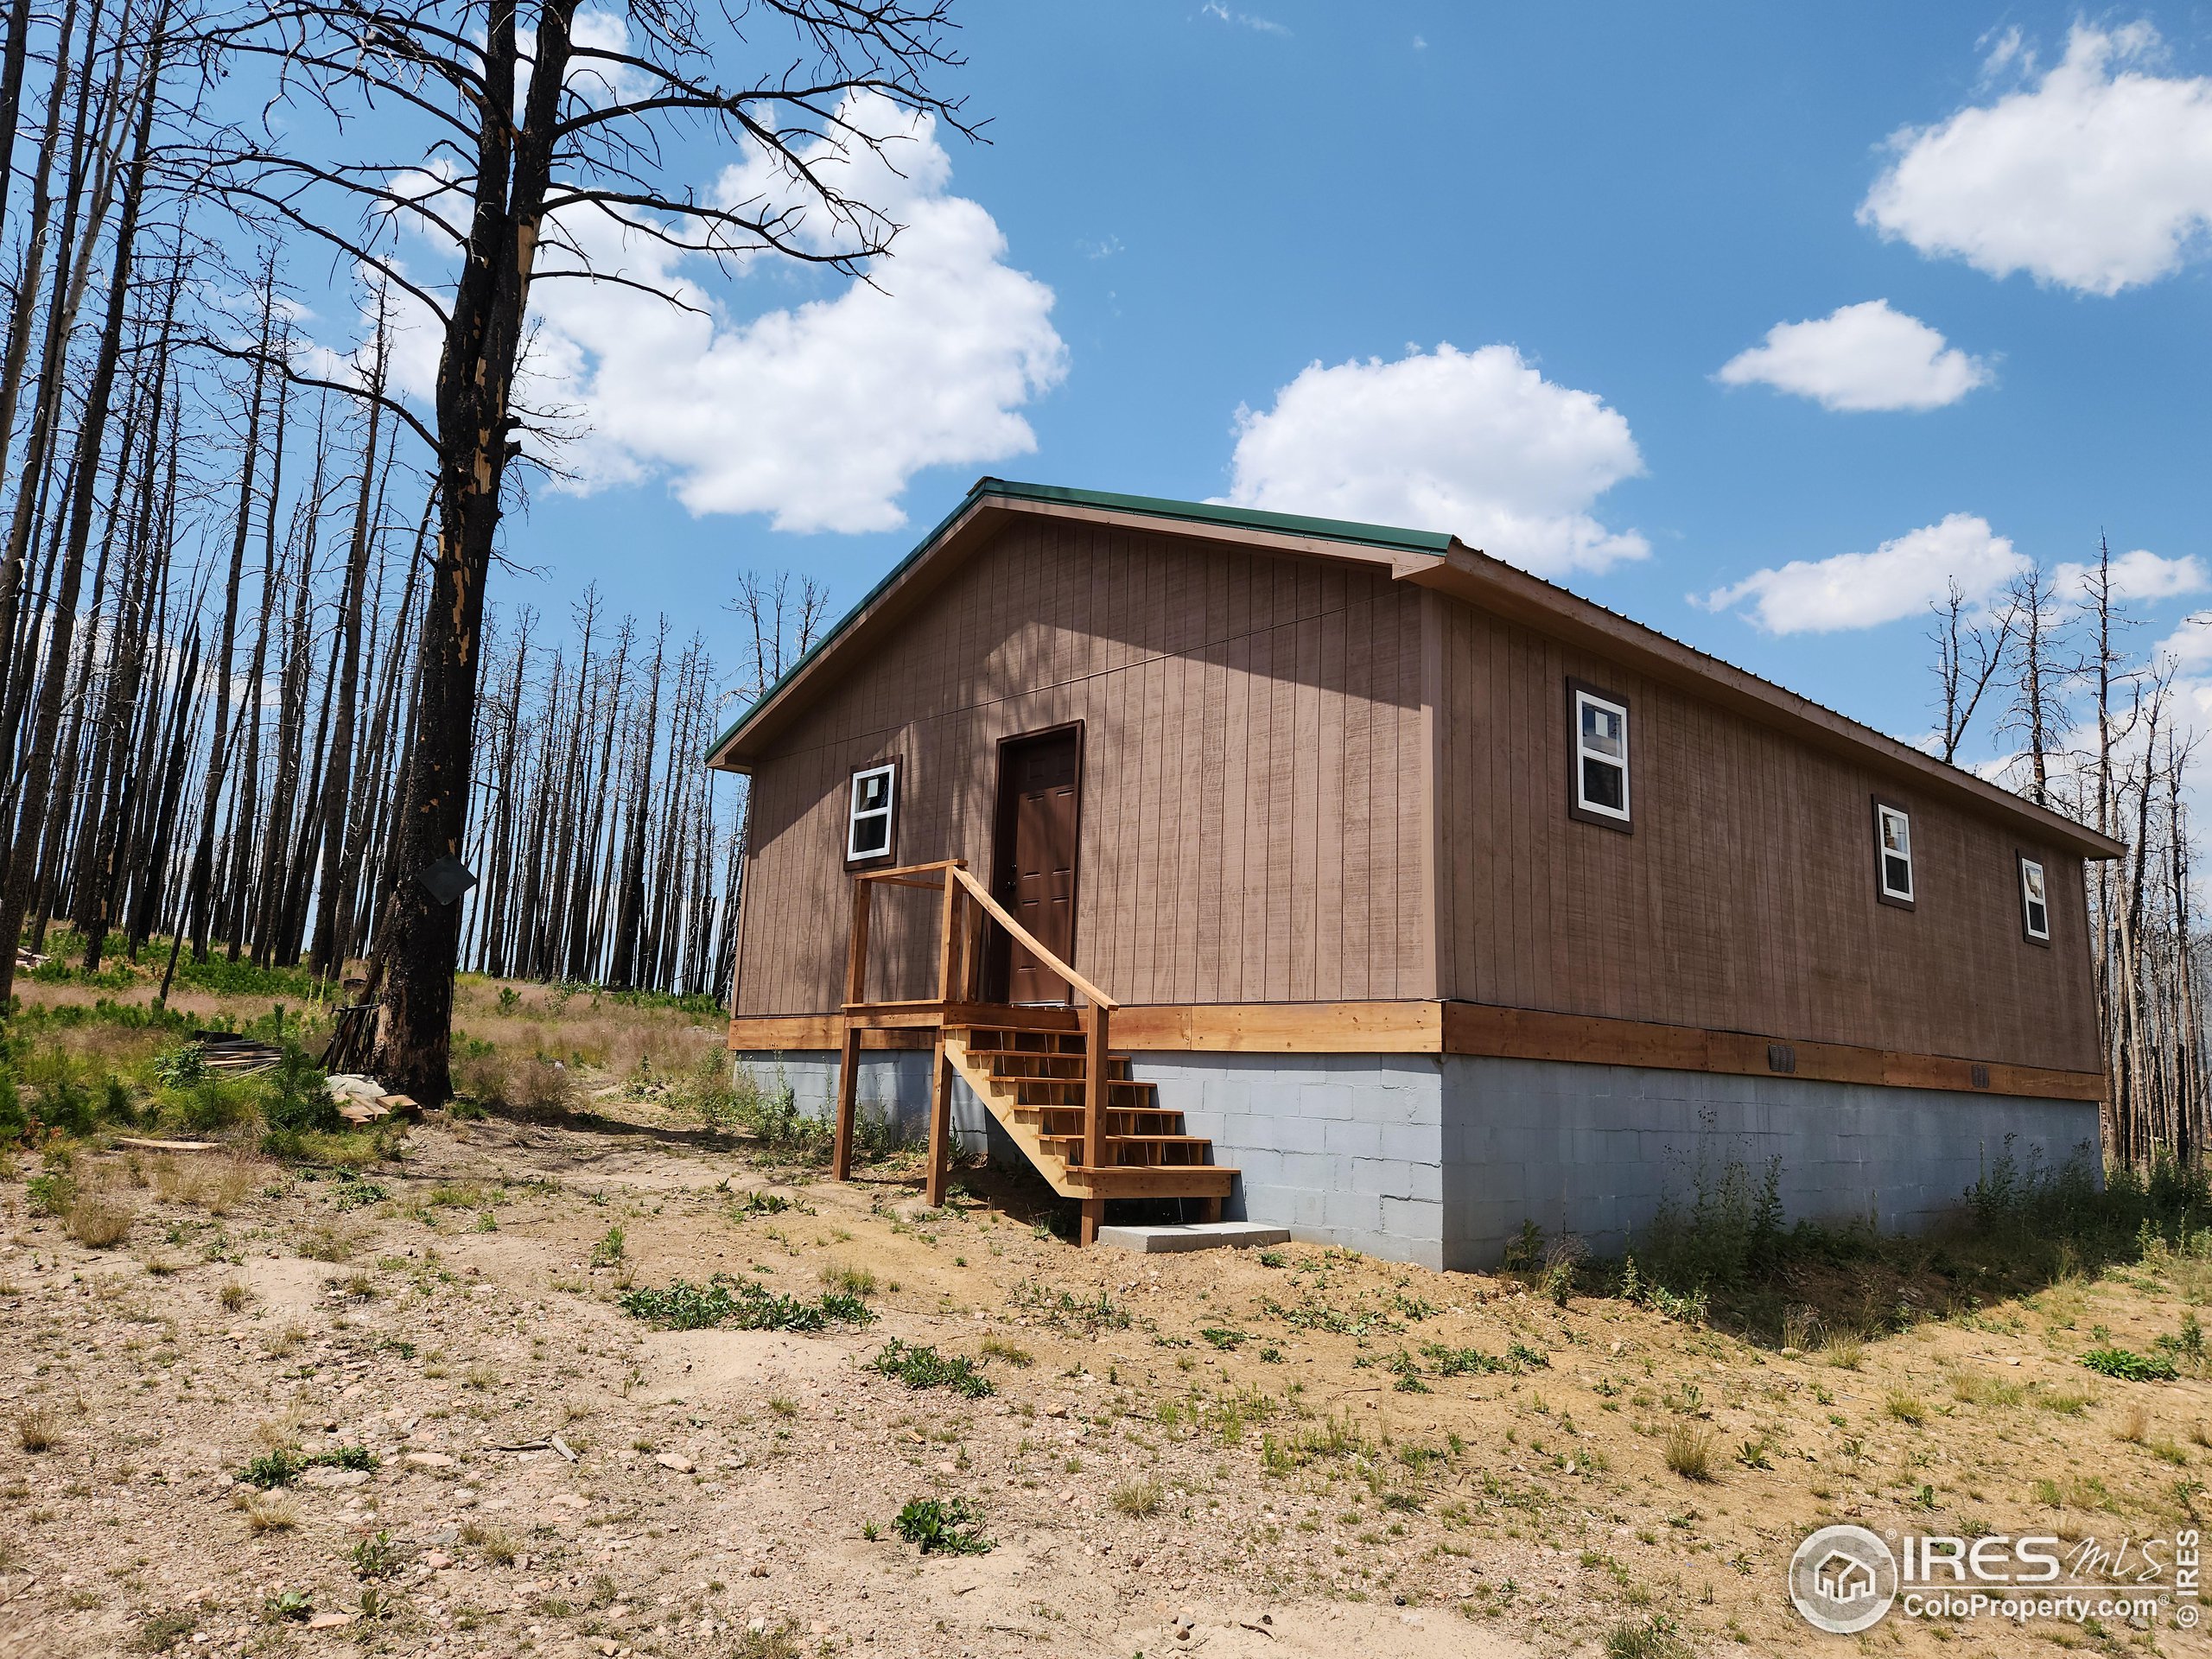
176,0,972,1098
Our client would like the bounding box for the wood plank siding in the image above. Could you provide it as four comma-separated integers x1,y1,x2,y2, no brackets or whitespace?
728,497,2105,1084
732,518,1433,1015
1427,588,2103,1075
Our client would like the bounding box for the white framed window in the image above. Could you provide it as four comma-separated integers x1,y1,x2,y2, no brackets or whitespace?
1569,683,1630,826
1874,798,1914,906
2019,855,2050,944
846,761,898,865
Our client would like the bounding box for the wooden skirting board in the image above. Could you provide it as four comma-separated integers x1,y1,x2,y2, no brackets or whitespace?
727,1001,2107,1103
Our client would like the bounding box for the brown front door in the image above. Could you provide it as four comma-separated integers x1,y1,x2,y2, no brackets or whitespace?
993,727,1082,1006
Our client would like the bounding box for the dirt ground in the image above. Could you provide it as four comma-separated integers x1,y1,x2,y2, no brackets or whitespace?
4,1084,2212,1659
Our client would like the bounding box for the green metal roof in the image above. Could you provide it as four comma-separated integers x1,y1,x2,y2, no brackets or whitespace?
703,477,1455,766
973,479,1457,555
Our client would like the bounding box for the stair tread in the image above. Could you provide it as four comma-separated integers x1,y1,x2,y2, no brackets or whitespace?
945,1024,1238,1205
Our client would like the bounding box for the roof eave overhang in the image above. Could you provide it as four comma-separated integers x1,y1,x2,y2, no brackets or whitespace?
1402,548,2126,862
704,485,1441,774
706,481,2124,865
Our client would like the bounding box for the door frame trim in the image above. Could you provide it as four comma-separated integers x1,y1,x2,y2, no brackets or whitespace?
988,720,1086,1007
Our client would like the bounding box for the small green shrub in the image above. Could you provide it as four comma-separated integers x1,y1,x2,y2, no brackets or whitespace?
238,1446,379,1489
240,1449,306,1489
350,1530,402,1580
893,1496,991,1555
617,1274,874,1333
1421,1343,1506,1376
867,1338,994,1398
1506,1341,1550,1371
169,1077,257,1135
589,1227,626,1268
261,1045,336,1138
1605,1615,1694,1659
135,1612,197,1651
152,1042,209,1088
2082,1346,2179,1382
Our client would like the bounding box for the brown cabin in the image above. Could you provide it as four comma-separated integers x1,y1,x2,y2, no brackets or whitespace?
709,480,2118,1268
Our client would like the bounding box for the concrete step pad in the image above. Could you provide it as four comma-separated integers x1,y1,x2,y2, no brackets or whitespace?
1095,1221,1290,1255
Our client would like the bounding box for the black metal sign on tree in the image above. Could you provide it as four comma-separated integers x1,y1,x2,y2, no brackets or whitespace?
416,857,477,907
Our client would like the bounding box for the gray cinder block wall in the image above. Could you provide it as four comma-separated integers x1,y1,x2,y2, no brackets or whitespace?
732,1046,2101,1269
1433,1057,2101,1268
734,1052,995,1156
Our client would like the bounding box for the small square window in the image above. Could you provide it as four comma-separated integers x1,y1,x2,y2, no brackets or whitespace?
2019,855,2050,944
1873,798,1914,906
1569,683,1630,827
847,761,898,865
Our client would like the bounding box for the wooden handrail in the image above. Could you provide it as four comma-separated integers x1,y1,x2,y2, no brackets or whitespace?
851,859,965,882
947,864,1118,1011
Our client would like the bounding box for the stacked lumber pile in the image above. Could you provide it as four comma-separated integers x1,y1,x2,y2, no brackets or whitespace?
326,1074,420,1127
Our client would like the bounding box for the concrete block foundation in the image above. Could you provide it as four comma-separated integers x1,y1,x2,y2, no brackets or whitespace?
732,1046,2102,1270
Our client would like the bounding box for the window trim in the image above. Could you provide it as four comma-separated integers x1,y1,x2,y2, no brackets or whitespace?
1872,796,1915,910
844,759,900,868
1566,678,1633,832
2018,851,2052,946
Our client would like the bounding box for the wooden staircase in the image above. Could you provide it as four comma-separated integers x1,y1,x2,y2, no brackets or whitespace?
828,859,1236,1244
945,1023,1233,1237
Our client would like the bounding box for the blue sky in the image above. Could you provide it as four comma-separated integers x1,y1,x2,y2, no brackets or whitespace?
488,2,2212,765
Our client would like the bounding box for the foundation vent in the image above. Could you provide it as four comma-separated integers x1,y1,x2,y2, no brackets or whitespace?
1970,1064,1991,1090
1766,1043,1796,1075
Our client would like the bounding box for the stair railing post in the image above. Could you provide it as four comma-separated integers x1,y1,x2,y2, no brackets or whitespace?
925,1028,953,1208
832,1020,861,1182
844,875,872,1010
833,874,872,1184
1084,999,1109,1176
937,862,963,1007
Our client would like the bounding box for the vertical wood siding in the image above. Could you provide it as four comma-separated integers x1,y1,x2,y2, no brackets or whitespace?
732,520,1431,1015
1429,590,2105,1074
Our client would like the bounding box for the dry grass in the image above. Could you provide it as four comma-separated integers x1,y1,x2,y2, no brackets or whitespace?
818,1261,877,1298
1662,1424,1715,1482
16,1407,60,1453
1109,1478,1165,1517
298,1223,354,1262
459,1521,518,1564
450,1048,579,1114
2117,1403,2150,1445
1949,1369,2026,1408
451,977,721,1090
218,1281,253,1312
251,1410,306,1452
233,1491,296,1533
149,1154,257,1214
64,1194,132,1249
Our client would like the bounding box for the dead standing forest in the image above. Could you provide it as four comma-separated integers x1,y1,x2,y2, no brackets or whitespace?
0,0,953,1082
0,0,2197,1167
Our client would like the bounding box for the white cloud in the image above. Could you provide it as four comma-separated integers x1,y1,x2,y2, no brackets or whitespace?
1221,343,1647,576
1714,300,1990,412
2159,615,2212,670
1859,23,2212,296
1702,513,2025,634
501,93,1065,533
1201,2,1288,35
2056,549,2208,605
